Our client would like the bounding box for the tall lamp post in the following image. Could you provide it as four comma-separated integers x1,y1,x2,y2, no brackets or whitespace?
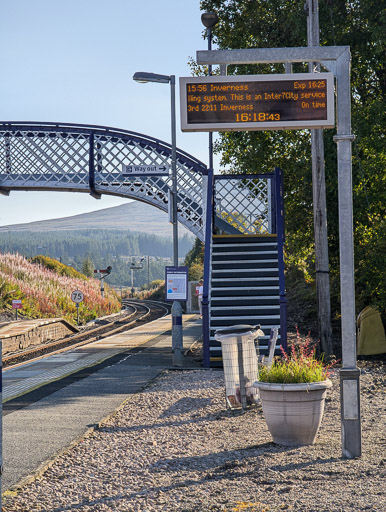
201,12,218,171
133,72,183,365
132,72,178,266
201,12,218,368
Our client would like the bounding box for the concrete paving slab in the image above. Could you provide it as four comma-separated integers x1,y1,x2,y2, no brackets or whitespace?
2,317,203,491
2,314,198,401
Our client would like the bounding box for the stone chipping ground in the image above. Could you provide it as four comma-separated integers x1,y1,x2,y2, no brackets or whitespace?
3,363,385,512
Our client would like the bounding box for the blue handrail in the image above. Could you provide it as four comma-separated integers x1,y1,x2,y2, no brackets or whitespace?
202,168,214,368
275,167,287,351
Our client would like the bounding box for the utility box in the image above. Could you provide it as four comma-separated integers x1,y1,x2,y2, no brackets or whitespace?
215,324,264,410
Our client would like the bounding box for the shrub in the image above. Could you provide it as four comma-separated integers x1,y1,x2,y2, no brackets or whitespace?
0,252,120,324
259,327,337,384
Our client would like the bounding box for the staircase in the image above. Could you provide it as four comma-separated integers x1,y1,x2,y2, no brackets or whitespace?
209,235,282,367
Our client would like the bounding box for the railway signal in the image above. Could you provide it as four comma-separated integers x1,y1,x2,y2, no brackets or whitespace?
129,259,144,297
94,266,112,275
94,266,112,298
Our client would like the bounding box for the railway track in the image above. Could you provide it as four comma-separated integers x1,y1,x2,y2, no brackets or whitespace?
3,299,171,368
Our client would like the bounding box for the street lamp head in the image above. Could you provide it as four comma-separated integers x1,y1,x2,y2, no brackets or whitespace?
133,72,171,84
201,12,219,29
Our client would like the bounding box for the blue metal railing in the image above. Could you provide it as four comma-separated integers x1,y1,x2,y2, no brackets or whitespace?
275,167,287,351
202,168,214,368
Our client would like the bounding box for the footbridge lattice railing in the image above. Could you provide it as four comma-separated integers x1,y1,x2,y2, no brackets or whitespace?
213,174,276,235
0,122,207,240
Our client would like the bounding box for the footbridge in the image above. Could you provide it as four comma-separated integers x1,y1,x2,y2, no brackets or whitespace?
0,122,207,240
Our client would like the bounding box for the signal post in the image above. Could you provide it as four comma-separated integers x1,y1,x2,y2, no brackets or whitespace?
94,266,112,298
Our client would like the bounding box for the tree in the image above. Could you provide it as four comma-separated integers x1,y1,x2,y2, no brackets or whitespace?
184,238,204,280
82,256,95,278
0,277,18,310
200,0,386,330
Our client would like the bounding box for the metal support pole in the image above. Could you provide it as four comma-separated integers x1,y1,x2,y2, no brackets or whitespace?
100,276,105,299
169,75,183,363
306,0,333,355
339,368,361,457
207,25,214,172
335,48,361,458
172,300,183,366
201,12,218,369
132,70,182,360
170,75,178,267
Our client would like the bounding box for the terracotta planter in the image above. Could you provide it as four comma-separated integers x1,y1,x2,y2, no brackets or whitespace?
254,379,332,446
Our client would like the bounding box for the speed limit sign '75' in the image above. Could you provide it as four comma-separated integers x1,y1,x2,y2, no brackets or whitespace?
71,290,84,303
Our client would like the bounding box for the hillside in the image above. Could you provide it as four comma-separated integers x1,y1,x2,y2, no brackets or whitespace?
0,201,192,237
0,229,193,288
0,252,120,324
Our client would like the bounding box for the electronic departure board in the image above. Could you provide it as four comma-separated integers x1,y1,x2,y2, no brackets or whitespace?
180,73,335,132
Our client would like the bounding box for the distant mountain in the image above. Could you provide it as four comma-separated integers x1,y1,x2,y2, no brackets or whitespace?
0,201,192,238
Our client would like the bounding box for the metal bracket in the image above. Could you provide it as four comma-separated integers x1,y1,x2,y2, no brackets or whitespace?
320,60,337,75
333,134,356,142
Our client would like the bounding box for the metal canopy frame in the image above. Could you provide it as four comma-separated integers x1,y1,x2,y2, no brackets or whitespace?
0,122,207,240
197,45,360,458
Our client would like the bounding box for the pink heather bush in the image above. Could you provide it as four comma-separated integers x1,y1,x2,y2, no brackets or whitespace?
0,252,120,324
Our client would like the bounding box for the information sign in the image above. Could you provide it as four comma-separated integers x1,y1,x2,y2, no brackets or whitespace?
122,164,170,176
12,299,22,309
165,266,188,302
71,290,84,303
180,73,334,132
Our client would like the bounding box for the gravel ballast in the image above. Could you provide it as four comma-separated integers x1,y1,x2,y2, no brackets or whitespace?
3,363,385,512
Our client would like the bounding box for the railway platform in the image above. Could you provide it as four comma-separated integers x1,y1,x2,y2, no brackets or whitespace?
2,313,203,491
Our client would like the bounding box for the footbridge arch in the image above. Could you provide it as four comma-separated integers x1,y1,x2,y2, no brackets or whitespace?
0,122,208,240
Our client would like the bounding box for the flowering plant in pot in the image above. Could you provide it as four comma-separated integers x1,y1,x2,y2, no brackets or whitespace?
254,329,336,446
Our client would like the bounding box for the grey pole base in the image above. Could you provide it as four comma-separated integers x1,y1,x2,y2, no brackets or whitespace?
340,368,362,458
171,301,183,366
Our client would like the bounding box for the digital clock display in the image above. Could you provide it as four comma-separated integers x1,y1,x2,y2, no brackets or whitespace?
180,73,334,132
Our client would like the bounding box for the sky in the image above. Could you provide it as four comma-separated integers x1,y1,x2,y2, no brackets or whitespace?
0,0,219,227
